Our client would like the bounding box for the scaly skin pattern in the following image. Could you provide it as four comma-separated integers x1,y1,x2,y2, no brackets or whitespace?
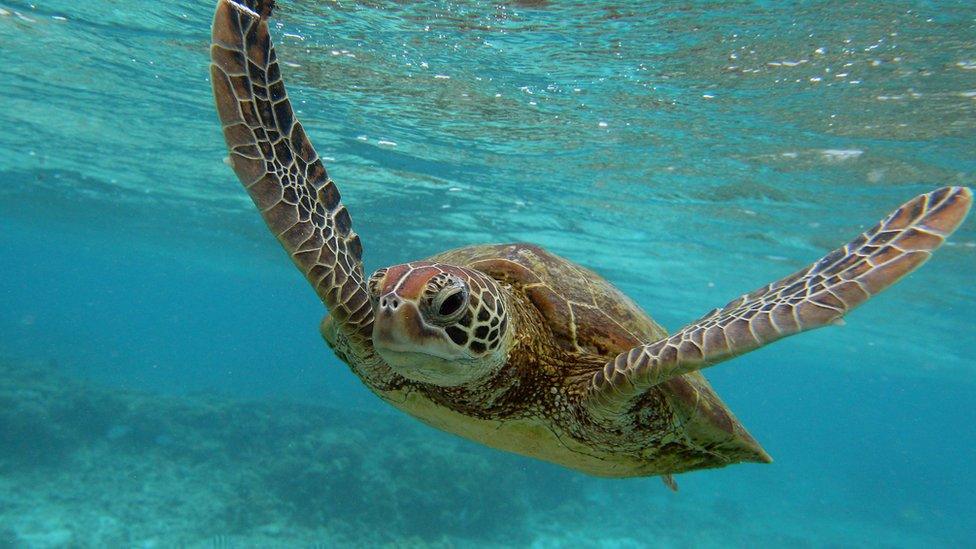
428,244,771,476
368,263,512,359
589,186,973,417
212,0,972,482
326,245,772,478
209,0,387,379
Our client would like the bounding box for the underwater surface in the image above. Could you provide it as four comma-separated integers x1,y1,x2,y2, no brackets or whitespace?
1,0,975,546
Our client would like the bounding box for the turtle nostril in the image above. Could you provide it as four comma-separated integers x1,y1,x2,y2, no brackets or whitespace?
379,294,402,311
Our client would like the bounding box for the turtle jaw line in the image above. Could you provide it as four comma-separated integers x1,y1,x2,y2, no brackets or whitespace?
374,341,471,363
374,346,483,387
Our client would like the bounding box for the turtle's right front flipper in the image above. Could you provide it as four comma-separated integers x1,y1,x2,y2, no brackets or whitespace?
210,1,374,349
586,186,972,417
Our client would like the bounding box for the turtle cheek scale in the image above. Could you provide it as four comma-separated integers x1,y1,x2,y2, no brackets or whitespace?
366,267,390,299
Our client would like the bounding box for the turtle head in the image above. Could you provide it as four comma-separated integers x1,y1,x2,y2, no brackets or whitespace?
367,262,512,386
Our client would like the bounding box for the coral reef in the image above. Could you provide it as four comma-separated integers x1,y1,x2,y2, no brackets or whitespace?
0,357,956,547
0,358,563,546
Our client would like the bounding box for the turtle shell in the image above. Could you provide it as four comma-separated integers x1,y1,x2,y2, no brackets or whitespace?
430,243,667,355
429,243,770,465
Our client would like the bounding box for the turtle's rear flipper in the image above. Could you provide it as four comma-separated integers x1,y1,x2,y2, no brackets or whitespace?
662,474,678,492
586,186,972,416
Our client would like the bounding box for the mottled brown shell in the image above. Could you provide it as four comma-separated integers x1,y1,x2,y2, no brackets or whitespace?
430,243,770,465
431,243,667,356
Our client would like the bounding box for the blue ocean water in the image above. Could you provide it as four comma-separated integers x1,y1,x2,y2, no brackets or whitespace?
1,0,974,546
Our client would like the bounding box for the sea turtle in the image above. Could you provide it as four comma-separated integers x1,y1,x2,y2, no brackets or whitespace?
209,0,972,489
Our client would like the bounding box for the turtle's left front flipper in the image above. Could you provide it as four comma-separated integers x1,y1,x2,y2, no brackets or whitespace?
586,186,972,417
210,1,373,349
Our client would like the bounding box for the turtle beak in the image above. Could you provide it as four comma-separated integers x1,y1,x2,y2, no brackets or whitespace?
373,292,427,352
371,293,472,385
372,291,470,363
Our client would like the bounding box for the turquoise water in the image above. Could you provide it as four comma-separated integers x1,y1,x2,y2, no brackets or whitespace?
1,0,975,546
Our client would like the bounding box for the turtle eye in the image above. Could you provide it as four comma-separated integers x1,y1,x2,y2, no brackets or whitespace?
429,286,468,324
439,290,465,317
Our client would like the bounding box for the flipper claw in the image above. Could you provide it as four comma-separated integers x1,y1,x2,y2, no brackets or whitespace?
225,0,274,19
